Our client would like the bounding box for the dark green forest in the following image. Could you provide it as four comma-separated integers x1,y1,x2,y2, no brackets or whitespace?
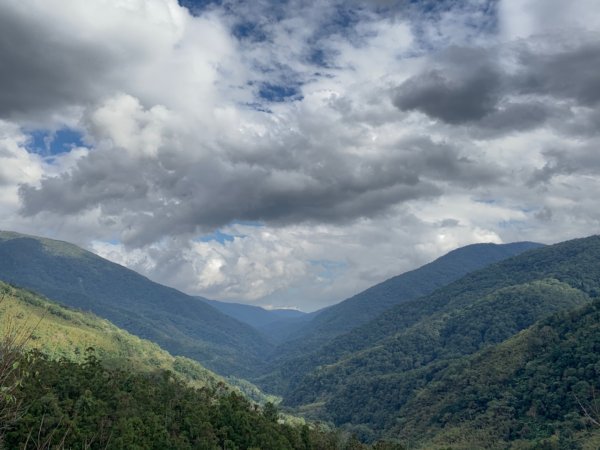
267,241,541,359
0,349,400,449
388,299,600,449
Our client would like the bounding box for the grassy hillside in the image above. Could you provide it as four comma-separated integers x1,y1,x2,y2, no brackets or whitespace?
269,242,542,361
388,300,600,449
0,231,272,377
270,235,600,438
0,282,221,390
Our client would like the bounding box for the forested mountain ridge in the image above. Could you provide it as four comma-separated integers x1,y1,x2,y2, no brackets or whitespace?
388,299,600,449
266,235,600,440
268,242,542,361
3,229,599,449
0,231,272,377
288,280,591,431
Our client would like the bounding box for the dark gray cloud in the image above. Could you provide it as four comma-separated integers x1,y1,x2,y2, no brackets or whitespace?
528,141,600,186
515,42,600,106
393,68,500,123
19,129,500,246
0,4,116,120
393,47,503,124
393,39,600,128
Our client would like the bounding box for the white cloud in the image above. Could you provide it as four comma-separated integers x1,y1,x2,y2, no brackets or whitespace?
499,0,600,41
1,0,599,311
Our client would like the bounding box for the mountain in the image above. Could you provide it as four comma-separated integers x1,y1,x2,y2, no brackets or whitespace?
256,313,317,343
388,299,600,448
0,280,223,390
272,235,600,439
259,241,543,391
202,298,306,330
271,242,543,358
0,231,272,377
0,285,400,448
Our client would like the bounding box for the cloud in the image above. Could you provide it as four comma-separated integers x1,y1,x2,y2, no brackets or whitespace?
393,47,503,124
0,0,188,123
0,0,600,310
513,40,600,106
24,94,498,246
91,214,506,311
393,36,600,127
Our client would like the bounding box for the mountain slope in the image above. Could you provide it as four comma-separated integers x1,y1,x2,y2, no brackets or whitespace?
0,280,277,404
0,231,272,377
0,281,223,390
389,300,600,449
294,280,590,428
273,242,543,358
273,235,600,436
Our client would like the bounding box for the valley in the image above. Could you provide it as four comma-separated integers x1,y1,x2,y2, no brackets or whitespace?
1,231,599,448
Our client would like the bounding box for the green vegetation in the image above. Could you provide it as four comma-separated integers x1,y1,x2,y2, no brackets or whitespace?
280,242,541,351
0,281,235,391
388,300,600,449
264,236,600,442
0,231,271,377
3,231,600,449
261,242,542,391
0,285,404,449
285,280,591,430
6,350,395,449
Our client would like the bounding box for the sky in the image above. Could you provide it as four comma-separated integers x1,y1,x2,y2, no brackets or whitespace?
1,0,599,311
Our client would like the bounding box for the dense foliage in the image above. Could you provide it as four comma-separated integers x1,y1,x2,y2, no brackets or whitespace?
287,280,590,428
0,283,403,448
0,231,271,377
4,350,311,449
389,300,600,449
3,231,600,449
2,350,406,449
267,236,600,440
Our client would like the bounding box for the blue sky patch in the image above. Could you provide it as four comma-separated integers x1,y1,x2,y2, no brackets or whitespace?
197,230,236,244
27,128,84,156
233,21,267,42
258,83,303,102
178,0,221,15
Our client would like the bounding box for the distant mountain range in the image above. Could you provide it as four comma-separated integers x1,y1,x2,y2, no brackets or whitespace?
0,230,543,378
201,298,307,339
